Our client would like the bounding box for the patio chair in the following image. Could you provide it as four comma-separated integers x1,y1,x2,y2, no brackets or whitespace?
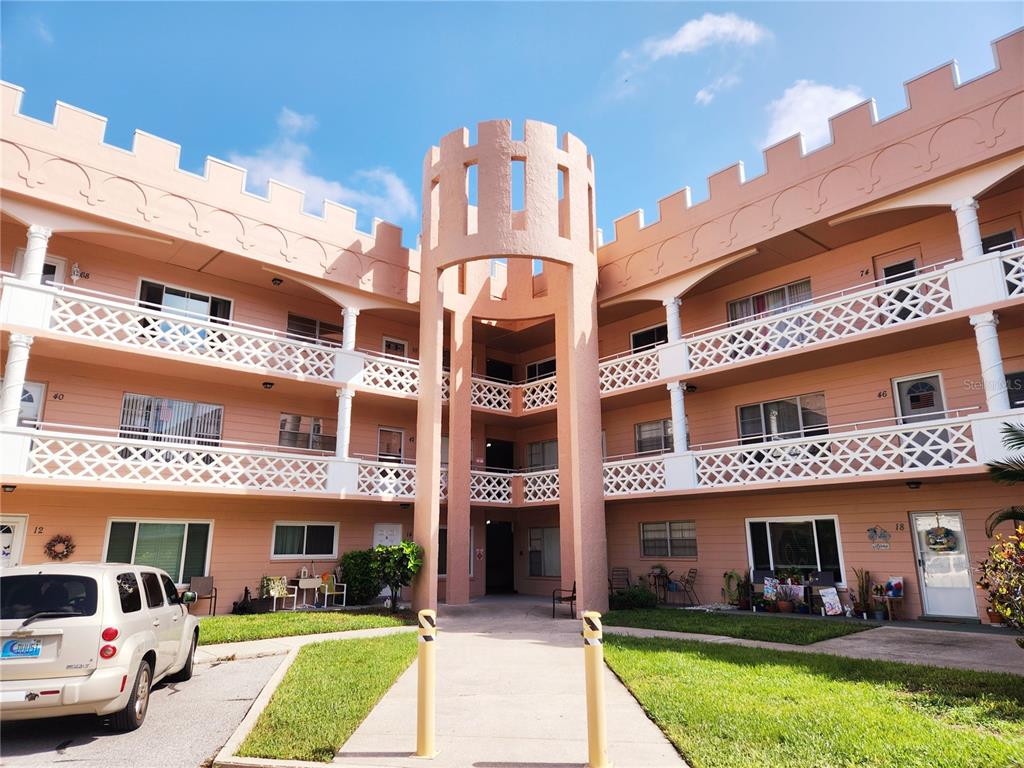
188,575,217,615
807,571,836,611
266,576,297,612
552,581,576,619
609,567,631,594
677,568,700,606
750,569,774,600
319,574,347,608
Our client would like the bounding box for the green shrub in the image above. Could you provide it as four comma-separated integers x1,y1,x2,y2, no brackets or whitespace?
340,549,381,605
609,585,658,610
372,540,424,612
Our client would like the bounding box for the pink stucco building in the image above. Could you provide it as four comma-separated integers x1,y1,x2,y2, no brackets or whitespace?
2,31,1023,622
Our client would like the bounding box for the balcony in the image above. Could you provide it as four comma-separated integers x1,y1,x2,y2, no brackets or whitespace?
1001,240,1024,297
0,278,340,381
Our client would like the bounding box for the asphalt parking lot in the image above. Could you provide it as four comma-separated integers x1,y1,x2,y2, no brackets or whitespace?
0,655,281,768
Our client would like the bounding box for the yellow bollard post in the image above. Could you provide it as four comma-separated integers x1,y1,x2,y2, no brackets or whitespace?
582,611,612,768
415,609,438,759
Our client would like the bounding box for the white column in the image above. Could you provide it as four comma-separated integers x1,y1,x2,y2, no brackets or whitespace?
969,311,1010,412
342,306,360,351
335,387,355,459
663,296,682,342
20,225,52,283
0,333,34,427
667,380,688,452
952,198,983,261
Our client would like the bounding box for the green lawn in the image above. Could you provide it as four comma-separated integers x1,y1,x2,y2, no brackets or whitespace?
239,633,418,762
197,610,413,645
605,635,1024,768
603,608,878,645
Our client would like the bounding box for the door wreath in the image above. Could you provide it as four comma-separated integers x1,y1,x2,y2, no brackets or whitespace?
44,534,76,561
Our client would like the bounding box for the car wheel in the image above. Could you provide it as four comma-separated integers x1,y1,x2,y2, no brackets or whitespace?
168,633,197,683
110,660,152,732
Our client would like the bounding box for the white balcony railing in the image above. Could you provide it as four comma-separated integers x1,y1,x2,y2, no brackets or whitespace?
1001,242,1024,297
599,348,662,393
5,280,340,380
471,379,513,412
469,471,513,503
685,267,954,372
360,352,423,396
521,377,558,410
522,469,559,503
355,460,417,497
603,455,667,496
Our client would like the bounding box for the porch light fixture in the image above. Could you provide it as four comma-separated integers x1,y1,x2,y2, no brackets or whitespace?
261,381,274,390
271,277,283,287
684,383,698,393
906,481,922,490
1,485,16,493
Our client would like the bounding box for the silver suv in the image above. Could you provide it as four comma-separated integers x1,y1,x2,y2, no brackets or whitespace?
1,563,200,730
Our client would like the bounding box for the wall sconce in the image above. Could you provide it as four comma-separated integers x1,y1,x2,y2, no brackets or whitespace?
684,383,698,393
271,277,283,287
1,485,16,493
261,381,274,390
906,481,922,490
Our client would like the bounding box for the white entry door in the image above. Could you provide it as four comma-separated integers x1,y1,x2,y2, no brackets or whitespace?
910,511,977,618
373,524,404,599
1,515,28,568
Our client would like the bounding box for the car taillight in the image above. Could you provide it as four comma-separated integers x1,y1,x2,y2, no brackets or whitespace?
99,644,117,659
101,627,119,642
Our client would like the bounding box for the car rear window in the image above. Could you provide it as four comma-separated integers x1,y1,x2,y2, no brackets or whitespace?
1,575,99,620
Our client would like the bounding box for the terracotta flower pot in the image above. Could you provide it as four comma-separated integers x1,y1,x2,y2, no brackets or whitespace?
986,608,1005,624
777,600,794,613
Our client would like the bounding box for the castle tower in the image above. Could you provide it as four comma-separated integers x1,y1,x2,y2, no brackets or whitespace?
412,120,609,613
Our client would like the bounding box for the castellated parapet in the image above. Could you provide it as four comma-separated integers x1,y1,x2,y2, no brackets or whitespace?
421,120,596,270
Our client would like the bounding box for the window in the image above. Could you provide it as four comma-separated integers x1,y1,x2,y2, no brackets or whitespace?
982,229,1017,253
286,313,344,345
1007,371,1024,408
747,517,844,583
0,379,47,427
383,337,409,358
105,520,211,585
631,324,668,353
728,279,812,324
272,522,338,559
139,280,231,321
1,574,98,619
737,392,828,443
160,574,181,605
635,419,673,455
526,357,556,381
119,393,223,446
640,521,697,558
527,439,558,469
437,527,474,577
377,427,404,463
13,249,66,284
894,374,945,424
279,413,336,451
528,527,560,577
141,572,164,609
117,572,142,614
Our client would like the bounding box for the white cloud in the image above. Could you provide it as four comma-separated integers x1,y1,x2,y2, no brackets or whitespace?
613,13,769,99
642,13,769,60
763,80,865,150
34,19,54,44
695,73,740,106
229,107,417,223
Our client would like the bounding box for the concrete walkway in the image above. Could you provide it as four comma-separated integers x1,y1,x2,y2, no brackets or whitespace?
195,625,416,664
607,622,1023,676
335,596,686,768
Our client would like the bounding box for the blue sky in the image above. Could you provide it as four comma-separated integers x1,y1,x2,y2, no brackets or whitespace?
2,2,1021,243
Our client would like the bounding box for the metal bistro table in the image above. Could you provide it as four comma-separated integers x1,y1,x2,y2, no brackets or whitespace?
293,577,323,609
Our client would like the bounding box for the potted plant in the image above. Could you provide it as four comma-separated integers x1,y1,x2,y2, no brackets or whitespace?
852,567,872,617
775,566,803,585
871,583,888,621
722,570,742,606
737,570,753,611
776,583,801,613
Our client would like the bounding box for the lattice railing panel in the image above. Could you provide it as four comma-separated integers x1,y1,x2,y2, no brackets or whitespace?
471,379,513,412
469,471,513,504
603,458,666,496
695,421,975,487
686,272,953,371
1004,249,1024,297
26,435,329,491
49,295,336,379
521,377,557,410
361,357,421,396
356,462,417,497
439,469,448,500
522,470,559,503
599,350,662,393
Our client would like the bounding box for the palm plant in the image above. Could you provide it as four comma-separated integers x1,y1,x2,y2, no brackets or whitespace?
985,423,1024,537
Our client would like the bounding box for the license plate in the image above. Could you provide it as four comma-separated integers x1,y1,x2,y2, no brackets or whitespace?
2,639,42,659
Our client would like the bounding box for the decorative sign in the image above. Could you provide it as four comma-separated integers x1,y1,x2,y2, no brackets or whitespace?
867,526,891,550
475,548,484,561
762,577,779,601
926,526,957,552
820,587,843,616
